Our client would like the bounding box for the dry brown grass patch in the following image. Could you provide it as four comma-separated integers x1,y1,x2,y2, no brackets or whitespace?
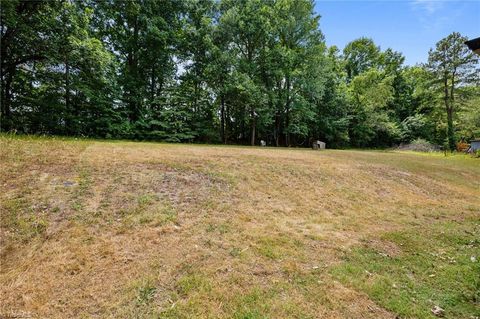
1,137,479,318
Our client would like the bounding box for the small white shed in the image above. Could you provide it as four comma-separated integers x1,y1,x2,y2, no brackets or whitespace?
312,140,326,150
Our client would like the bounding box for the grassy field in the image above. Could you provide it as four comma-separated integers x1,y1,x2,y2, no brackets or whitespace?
1,135,479,319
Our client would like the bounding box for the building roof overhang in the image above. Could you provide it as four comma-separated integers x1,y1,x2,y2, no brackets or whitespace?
465,37,480,55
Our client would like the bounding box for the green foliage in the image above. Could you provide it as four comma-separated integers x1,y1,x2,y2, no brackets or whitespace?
343,37,381,80
1,2,479,148
400,114,429,141
136,281,156,305
427,32,480,151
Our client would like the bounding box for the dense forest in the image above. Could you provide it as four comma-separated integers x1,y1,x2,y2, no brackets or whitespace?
1,0,479,149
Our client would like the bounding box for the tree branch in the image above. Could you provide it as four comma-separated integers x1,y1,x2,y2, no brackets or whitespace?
13,55,47,66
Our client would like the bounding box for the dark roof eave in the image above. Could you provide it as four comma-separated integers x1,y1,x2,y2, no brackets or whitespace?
465,37,480,51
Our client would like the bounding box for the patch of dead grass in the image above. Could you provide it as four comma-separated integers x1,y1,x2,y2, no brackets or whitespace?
1,137,479,318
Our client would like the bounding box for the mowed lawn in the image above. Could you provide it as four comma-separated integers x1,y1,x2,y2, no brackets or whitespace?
1,136,479,319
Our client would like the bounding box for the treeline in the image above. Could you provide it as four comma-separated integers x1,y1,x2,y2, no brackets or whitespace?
1,0,479,149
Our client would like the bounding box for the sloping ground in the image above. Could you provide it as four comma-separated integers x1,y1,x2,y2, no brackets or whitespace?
1,136,479,319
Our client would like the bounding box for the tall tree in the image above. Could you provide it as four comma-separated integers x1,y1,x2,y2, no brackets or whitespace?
347,68,397,146
219,0,273,145
208,7,236,144
273,0,324,146
1,0,116,136
427,32,479,151
343,37,381,81
0,1,60,130
399,66,437,143
311,46,349,147
94,0,182,137
178,0,218,142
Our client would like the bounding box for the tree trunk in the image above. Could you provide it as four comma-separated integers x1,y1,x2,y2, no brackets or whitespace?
226,100,230,144
446,108,455,152
127,16,139,123
285,109,290,146
285,75,291,146
194,81,199,113
448,72,456,152
150,62,156,103
1,69,15,131
274,112,280,147
250,107,256,146
443,74,455,151
1,26,14,129
127,50,135,122
275,81,283,147
156,76,164,108
65,58,70,109
220,94,226,144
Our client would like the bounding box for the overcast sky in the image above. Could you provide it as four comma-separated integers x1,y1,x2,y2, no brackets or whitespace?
315,0,480,65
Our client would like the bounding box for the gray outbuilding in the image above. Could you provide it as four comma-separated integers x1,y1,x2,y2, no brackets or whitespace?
470,139,480,152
